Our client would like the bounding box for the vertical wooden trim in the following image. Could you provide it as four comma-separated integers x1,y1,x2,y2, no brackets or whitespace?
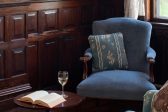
152,0,156,19
145,0,155,21
144,0,151,21
5,16,10,42
5,49,11,78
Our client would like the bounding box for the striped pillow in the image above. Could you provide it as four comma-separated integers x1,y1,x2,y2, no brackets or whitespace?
88,32,128,72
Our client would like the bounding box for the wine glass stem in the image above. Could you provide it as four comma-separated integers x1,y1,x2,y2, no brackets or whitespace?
62,85,65,96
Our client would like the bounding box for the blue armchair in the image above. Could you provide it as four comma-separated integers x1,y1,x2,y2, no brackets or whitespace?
77,18,156,102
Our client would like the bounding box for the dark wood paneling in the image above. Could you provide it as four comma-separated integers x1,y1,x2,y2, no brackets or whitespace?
26,12,38,34
0,0,126,111
0,1,97,106
26,42,38,89
0,17,4,42
112,0,124,17
81,6,94,25
58,32,81,91
98,0,114,19
0,0,30,8
11,47,26,76
59,7,81,30
58,33,78,70
151,23,168,85
0,50,5,79
0,74,29,90
0,83,31,103
9,14,26,40
97,0,124,19
38,9,58,33
38,37,59,88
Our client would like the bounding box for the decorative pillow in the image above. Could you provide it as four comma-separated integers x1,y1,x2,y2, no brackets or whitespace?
152,80,168,112
88,32,128,72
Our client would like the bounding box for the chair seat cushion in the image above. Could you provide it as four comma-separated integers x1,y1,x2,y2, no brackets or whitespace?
77,70,156,101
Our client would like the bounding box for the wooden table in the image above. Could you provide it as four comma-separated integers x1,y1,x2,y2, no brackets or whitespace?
14,91,85,112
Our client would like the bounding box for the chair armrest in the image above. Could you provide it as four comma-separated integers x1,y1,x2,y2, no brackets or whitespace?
147,47,156,63
143,90,158,112
147,47,156,82
84,48,92,59
80,48,92,79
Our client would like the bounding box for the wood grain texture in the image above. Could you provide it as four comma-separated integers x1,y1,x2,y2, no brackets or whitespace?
0,0,125,111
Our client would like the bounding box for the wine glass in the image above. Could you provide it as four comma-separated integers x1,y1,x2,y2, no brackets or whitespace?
58,71,68,98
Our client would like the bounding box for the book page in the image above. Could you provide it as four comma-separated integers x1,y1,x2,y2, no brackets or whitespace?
19,90,49,104
34,93,66,108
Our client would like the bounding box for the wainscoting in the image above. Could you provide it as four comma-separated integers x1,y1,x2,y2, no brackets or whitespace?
151,23,168,85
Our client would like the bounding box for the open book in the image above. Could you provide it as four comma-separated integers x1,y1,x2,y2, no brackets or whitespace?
18,90,66,108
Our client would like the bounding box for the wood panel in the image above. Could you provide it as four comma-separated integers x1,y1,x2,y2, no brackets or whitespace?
80,5,94,52
26,42,38,89
0,17,4,42
96,0,124,19
38,37,59,88
0,0,126,111
98,0,114,19
10,47,26,76
0,50,5,79
81,6,94,25
26,12,38,34
0,0,97,98
151,23,168,85
58,32,81,91
38,9,58,33
0,74,29,90
112,0,124,17
58,35,77,70
9,14,26,40
59,7,81,30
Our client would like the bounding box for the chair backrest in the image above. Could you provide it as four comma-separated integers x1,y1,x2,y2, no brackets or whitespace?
92,17,152,73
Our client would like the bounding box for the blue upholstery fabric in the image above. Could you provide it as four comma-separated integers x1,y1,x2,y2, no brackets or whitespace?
77,70,156,101
85,46,156,64
143,90,158,112
147,47,156,59
84,48,92,58
77,18,156,101
88,33,128,71
92,17,152,73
